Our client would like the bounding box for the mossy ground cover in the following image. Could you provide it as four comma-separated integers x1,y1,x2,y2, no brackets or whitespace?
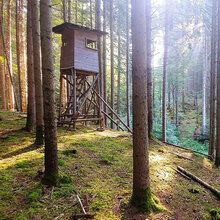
0,111,220,219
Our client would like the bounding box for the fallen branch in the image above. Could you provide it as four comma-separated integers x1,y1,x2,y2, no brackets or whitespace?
73,190,86,214
177,166,220,199
168,151,194,161
171,166,191,180
163,141,211,159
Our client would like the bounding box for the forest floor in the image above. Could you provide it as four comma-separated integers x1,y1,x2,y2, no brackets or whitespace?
0,111,220,220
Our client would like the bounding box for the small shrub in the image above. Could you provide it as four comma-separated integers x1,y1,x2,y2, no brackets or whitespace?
58,159,66,166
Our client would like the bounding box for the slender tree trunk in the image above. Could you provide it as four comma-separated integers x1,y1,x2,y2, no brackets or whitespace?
0,0,6,109
95,0,104,129
110,0,115,129
215,0,220,167
20,0,27,112
16,0,23,112
90,0,93,28
26,0,36,132
209,0,217,160
63,0,67,22
162,0,169,142
117,15,121,130
146,0,152,137
40,0,59,186
131,0,154,212
68,0,71,22
32,0,44,145
102,0,107,126
168,81,171,111
182,80,185,113
175,80,179,126
75,0,78,23
7,0,13,110
202,31,207,134
126,0,130,128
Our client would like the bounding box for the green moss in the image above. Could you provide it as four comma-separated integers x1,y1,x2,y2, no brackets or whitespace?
131,188,165,214
42,171,60,186
27,192,39,202
58,159,66,166
60,174,72,184
209,208,220,220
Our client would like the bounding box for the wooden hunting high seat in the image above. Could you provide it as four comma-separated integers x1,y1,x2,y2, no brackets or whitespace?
53,22,107,130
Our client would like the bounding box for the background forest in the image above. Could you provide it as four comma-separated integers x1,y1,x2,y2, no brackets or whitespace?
0,0,217,155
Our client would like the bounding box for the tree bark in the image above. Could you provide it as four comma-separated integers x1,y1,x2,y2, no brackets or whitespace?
32,0,44,145
216,0,220,167
126,0,130,128
26,0,36,133
0,0,6,109
209,0,217,160
16,0,23,112
68,0,71,22
110,0,115,129
162,0,169,142
146,0,152,138
7,0,13,110
202,30,207,135
63,0,67,22
20,0,27,112
102,0,107,126
40,0,59,186
131,0,153,212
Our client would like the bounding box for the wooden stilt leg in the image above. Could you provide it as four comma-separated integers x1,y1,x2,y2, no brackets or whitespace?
72,68,77,130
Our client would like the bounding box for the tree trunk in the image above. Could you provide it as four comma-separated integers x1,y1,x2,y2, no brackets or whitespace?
16,0,23,112
32,0,44,145
0,0,6,109
68,0,71,22
126,0,130,128
146,0,152,138
102,0,107,126
26,0,36,133
110,0,115,129
175,81,179,126
117,15,121,131
215,0,220,167
63,0,67,22
162,0,169,142
20,0,27,112
202,31,207,135
168,81,171,111
7,0,13,110
75,0,78,23
90,0,93,28
209,0,217,160
131,0,154,212
40,0,59,186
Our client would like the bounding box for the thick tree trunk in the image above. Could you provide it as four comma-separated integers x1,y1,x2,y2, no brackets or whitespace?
20,0,27,112
26,0,36,133
68,0,71,22
202,31,207,135
162,0,169,142
7,0,13,110
110,0,115,129
126,0,130,128
131,0,153,212
0,0,6,109
32,0,44,145
209,0,217,160
146,0,152,138
216,0,220,167
102,0,107,126
40,0,59,186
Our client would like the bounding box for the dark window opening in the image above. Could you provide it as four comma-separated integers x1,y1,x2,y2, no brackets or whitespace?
86,39,97,50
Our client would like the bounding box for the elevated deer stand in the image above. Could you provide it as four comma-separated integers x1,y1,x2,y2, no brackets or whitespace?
53,23,106,130
53,23,132,133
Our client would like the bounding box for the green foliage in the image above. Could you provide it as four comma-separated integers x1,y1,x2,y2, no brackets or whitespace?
58,159,66,166
209,208,220,220
153,119,179,144
27,192,39,203
60,174,72,184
